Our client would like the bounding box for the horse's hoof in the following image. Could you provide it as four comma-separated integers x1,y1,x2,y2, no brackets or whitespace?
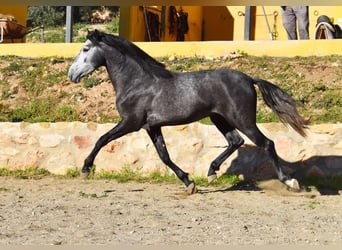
80,172,90,180
207,174,217,184
284,178,300,191
186,182,197,195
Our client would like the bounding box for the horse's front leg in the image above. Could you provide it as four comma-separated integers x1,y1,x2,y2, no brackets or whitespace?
81,120,137,178
146,126,197,195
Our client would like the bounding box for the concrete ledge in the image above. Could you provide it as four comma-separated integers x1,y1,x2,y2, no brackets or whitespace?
1,40,342,58
0,122,341,180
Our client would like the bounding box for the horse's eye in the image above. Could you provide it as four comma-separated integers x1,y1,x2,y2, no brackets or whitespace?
83,47,90,52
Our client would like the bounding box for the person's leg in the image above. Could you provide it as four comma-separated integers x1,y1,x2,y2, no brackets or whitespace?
294,6,309,39
281,6,298,40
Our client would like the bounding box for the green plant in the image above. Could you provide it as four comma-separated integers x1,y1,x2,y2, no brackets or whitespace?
199,117,212,125
65,167,80,178
237,50,249,56
108,15,120,34
7,63,21,72
0,167,51,179
27,6,65,27
168,57,204,72
191,174,241,187
54,105,79,121
101,166,141,183
84,76,102,89
6,97,79,122
85,166,240,188
1,90,11,100
43,31,65,43
215,174,241,186
307,200,320,210
147,170,179,183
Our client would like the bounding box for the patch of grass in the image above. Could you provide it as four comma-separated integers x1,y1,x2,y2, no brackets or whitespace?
237,50,249,57
191,174,241,187
20,65,49,96
95,166,145,183
45,69,69,87
1,89,11,100
256,109,279,123
168,56,206,72
199,117,212,125
307,200,320,210
54,105,79,121
214,174,241,186
298,83,342,123
65,167,80,178
0,167,51,179
95,167,179,185
4,97,79,122
62,165,239,187
84,76,102,89
6,62,21,72
88,166,239,187
1,57,68,97
28,27,65,43
147,170,180,184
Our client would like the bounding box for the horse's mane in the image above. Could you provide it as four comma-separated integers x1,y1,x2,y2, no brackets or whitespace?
87,30,173,78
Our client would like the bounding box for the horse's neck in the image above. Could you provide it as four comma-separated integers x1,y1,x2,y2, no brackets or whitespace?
105,58,148,95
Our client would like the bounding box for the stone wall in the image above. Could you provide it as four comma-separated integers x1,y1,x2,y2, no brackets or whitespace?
0,122,341,180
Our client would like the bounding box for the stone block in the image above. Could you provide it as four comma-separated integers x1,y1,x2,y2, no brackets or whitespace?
39,134,65,148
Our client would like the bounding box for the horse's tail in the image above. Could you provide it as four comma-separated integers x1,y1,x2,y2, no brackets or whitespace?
254,78,308,137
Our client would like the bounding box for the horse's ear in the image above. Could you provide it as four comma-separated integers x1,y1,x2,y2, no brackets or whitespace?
86,29,93,40
87,29,98,35
86,29,102,41
93,29,101,39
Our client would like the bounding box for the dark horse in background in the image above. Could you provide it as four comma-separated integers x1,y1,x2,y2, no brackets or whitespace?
68,30,307,194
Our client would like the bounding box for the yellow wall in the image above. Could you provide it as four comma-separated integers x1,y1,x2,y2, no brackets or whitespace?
0,6,28,43
119,6,144,42
1,40,341,58
202,6,234,40
121,6,342,41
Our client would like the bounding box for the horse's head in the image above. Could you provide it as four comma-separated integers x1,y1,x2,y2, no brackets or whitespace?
68,30,106,83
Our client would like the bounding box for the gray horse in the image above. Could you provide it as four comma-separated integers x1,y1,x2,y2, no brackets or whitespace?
68,30,307,194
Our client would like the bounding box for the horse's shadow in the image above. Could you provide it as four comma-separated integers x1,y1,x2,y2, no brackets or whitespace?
218,145,342,195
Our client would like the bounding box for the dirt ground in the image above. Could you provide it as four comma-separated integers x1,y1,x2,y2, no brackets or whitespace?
0,177,341,246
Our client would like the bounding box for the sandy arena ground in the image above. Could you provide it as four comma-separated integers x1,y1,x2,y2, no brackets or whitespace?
0,177,341,246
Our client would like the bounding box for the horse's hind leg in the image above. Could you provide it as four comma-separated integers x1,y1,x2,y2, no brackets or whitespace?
241,125,300,190
146,126,197,194
207,114,244,183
